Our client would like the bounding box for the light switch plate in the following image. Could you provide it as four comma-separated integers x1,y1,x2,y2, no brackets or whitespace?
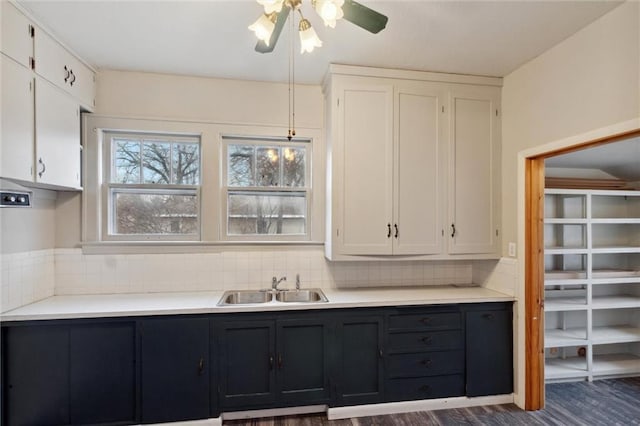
508,242,516,257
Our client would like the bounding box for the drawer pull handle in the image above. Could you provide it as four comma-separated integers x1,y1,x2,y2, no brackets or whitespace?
269,355,274,370
421,336,433,345
420,359,432,367
420,385,431,393
483,313,495,320
420,317,432,324
197,357,204,376
277,354,283,369
387,223,391,238
64,65,70,82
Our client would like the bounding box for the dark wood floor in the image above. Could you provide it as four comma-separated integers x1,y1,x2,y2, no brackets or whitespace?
225,377,640,425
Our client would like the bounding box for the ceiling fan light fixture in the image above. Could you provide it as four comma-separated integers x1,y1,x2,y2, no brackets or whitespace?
249,12,277,46
313,0,344,28
257,0,285,14
298,18,322,53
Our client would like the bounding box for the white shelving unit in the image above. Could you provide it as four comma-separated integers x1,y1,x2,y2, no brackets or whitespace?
544,189,640,382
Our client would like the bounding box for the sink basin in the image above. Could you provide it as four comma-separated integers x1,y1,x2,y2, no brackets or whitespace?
275,289,328,303
219,290,273,305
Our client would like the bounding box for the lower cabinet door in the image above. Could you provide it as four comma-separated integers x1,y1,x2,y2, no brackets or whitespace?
140,317,210,423
218,319,277,409
3,325,70,426
276,318,332,405
465,306,513,396
70,322,136,425
335,316,384,406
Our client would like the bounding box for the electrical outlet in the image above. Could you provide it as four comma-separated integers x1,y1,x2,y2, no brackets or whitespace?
508,242,516,257
549,347,558,355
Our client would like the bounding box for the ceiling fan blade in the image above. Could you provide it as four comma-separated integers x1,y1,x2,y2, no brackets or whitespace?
342,0,388,34
255,6,291,54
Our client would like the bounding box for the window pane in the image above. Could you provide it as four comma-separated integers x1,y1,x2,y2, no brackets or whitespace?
172,143,200,184
283,147,305,187
228,192,306,235
113,139,140,183
228,145,255,186
142,141,171,184
112,191,198,235
256,147,280,187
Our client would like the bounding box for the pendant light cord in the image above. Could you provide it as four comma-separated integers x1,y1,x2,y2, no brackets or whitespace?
287,8,296,141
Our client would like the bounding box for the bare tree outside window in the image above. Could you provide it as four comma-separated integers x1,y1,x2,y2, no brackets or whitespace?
109,135,200,236
226,143,308,236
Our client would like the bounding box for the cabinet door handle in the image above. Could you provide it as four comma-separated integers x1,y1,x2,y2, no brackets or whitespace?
421,336,432,345
387,223,391,238
483,313,495,320
64,65,70,82
394,224,399,239
420,385,431,393
70,70,76,86
420,317,432,325
277,354,283,369
38,158,46,178
269,355,274,370
420,359,432,367
378,349,383,359
197,357,204,376
451,223,456,238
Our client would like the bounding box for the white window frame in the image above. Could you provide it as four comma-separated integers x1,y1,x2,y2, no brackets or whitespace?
82,115,325,253
221,135,312,242
102,131,202,242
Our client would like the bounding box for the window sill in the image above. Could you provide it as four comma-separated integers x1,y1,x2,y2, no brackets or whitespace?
81,241,325,255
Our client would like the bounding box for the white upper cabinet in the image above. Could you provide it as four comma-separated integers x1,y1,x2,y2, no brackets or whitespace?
324,65,501,260
1,55,34,182
35,77,81,189
0,1,92,190
34,28,95,110
448,86,501,254
1,1,34,69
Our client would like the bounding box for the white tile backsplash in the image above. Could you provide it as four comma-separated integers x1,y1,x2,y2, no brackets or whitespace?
2,247,506,312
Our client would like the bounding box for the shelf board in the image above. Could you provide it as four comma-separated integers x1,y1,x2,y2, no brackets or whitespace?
592,295,640,309
545,247,588,255
545,297,589,312
591,218,640,224
592,353,640,377
545,356,589,380
592,325,640,345
544,218,587,224
545,328,588,348
592,246,640,254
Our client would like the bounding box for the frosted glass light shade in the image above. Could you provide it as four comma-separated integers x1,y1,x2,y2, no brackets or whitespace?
249,13,276,46
257,0,284,14
298,18,322,53
314,0,344,28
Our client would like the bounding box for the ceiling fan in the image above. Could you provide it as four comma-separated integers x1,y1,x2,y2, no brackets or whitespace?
249,0,389,54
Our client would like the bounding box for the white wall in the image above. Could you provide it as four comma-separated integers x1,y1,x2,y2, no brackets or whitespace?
501,0,640,408
502,0,640,253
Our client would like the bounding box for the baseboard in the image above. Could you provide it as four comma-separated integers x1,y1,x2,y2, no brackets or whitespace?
222,404,328,421
142,418,222,426
327,394,514,420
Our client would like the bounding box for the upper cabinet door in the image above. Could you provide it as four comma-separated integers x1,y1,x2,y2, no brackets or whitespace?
34,27,95,110
1,2,34,68
1,55,34,182
448,86,501,254
35,77,81,189
336,82,394,255
393,83,446,255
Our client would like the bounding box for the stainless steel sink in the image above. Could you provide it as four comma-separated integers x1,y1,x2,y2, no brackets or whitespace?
275,289,328,303
218,290,273,305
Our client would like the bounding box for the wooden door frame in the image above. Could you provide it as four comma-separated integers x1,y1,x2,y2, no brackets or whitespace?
523,126,640,410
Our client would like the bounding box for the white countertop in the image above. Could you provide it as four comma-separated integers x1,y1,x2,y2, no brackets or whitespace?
0,286,514,322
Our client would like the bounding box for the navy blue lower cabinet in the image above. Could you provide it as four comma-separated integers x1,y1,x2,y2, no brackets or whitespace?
69,322,136,425
334,315,384,406
3,324,70,426
276,318,332,405
140,317,210,424
217,319,277,410
465,303,514,397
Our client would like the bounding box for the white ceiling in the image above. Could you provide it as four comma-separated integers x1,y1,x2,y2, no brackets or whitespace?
546,137,640,182
17,0,622,84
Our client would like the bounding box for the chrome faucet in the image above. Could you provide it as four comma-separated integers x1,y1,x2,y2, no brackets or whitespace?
295,274,301,290
272,276,286,291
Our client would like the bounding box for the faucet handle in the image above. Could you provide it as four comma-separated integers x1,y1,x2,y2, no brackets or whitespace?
296,274,301,290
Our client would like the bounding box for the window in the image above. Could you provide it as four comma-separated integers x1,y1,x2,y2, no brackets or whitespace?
104,132,201,240
223,136,311,240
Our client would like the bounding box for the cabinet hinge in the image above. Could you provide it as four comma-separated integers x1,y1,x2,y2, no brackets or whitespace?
337,98,340,107
496,229,499,237
441,229,444,237
29,25,34,38
496,109,499,117
336,228,340,237
442,106,445,113
29,57,35,70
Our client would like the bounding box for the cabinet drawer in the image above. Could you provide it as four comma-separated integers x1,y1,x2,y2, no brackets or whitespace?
388,330,463,352
388,312,461,331
387,350,464,378
386,375,465,402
